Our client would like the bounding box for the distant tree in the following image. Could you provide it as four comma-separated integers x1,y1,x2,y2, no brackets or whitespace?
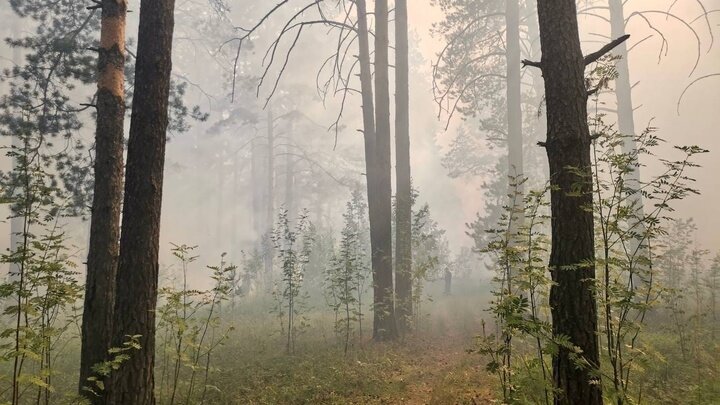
394,0,413,335
432,0,543,266
107,0,176,402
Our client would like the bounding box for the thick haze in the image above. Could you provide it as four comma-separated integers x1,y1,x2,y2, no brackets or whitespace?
1,0,718,280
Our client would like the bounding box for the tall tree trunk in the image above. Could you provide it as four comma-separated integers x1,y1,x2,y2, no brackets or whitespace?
506,0,525,281
251,136,263,261
354,0,383,340
9,21,22,281
284,121,295,221
609,0,647,272
106,0,175,402
372,0,397,341
217,148,225,246
394,0,412,335
232,152,239,261
264,106,275,286
79,0,127,399
535,1,602,403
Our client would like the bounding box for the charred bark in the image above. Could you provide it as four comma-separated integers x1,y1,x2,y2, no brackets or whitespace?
106,0,175,402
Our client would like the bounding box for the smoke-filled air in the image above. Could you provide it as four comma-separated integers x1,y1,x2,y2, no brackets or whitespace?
1,0,719,404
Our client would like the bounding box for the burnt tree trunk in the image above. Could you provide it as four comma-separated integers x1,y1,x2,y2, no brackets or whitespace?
535,1,602,403
394,0,412,335
372,0,398,341
106,0,175,402
79,0,127,399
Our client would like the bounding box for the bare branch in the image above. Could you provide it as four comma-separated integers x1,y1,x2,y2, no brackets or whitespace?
584,34,631,65
677,73,720,114
521,59,542,69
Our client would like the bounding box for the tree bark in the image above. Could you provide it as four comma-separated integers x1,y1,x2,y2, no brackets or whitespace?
79,0,127,400
394,0,412,335
535,1,602,403
372,0,398,341
106,0,175,402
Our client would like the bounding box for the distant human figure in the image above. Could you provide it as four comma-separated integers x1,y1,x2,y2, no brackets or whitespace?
444,269,452,296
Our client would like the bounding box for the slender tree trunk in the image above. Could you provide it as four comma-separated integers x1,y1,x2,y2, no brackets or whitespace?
372,0,397,341
535,1,602,403
232,152,239,261
217,149,225,246
9,21,22,280
106,0,175,402
265,106,275,285
285,121,295,221
79,0,127,399
506,0,525,280
394,0,412,335
609,0,647,273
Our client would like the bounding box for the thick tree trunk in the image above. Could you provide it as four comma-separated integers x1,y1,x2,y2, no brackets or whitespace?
79,0,126,399
106,0,175,402
394,0,412,335
535,1,602,403
372,0,398,341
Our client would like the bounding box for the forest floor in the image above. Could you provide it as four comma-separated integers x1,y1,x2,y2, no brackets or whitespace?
205,329,498,405
198,289,500,404
388,334,496,404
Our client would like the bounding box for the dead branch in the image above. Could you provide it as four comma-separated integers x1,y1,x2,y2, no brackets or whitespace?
584,34,631,65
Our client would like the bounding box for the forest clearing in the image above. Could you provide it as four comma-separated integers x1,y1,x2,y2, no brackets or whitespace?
0,0,719,404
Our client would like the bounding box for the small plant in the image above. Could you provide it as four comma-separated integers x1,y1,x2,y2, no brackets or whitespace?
271,209,313,354
410,201,451,329
324,198,368,354
156,245,235,404
0,136,84,405
471,176,553,405
589,109,707,404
